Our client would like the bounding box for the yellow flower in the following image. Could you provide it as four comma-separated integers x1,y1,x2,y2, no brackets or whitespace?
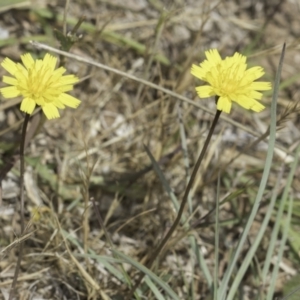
0,53,80,119
191,49,272,113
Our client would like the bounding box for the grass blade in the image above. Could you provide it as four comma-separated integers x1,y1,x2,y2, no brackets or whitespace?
262,145,300,284
226,161,286,299
111,248,181,300
266,193,294,300
144,276,166,300
218,43,285,299
144,144,181,213
214,173,221,300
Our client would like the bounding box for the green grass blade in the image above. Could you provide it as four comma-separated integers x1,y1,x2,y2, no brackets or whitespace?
285,226,300,258
111,248,181,300
218,43,285,300
177,103,193,213
226,162,286,299
143,144,181,214
214,173,221,300
262,145,300,285
266,193,294,300
76,253,126,282
62,230,141,296
144,276,166,300
0,0,29,12
189,235,213,288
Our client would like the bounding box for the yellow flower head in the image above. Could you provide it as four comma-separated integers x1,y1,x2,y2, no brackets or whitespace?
0,53,80,119
191,49,272,113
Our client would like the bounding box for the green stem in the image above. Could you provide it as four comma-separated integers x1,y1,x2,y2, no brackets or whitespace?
9,113,30,300
128,108,222,298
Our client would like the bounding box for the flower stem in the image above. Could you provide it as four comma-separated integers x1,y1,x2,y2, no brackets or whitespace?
9,113,30,300
127,108,222,298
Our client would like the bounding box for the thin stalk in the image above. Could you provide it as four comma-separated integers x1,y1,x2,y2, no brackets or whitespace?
9,113,30,300
214,173,221,300
127,109,222,299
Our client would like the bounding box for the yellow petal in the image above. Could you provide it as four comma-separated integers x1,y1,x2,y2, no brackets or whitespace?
217,96,232,113
52,98,65,109
56,75,79,86
245,66,265,80
0,86,20,98
1,58,18,76
42,103,60,119
191,65,206,80
57,85,75,93
3,76,18,85
235,96,265,112
43,53,57,71
195,85,215,98
21,53,35,70
20,98,36,114
59,93,81,108
248,90,263,100
251,81,272,91
52,67,66,77
205,49,222,64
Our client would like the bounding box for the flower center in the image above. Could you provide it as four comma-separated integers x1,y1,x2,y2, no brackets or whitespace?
216,63,245,96
28,67,50,99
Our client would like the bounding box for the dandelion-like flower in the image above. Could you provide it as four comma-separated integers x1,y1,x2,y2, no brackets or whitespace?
0,53,80,119
191,49,272,113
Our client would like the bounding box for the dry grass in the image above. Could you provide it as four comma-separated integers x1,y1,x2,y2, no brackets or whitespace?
1,0,300,299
